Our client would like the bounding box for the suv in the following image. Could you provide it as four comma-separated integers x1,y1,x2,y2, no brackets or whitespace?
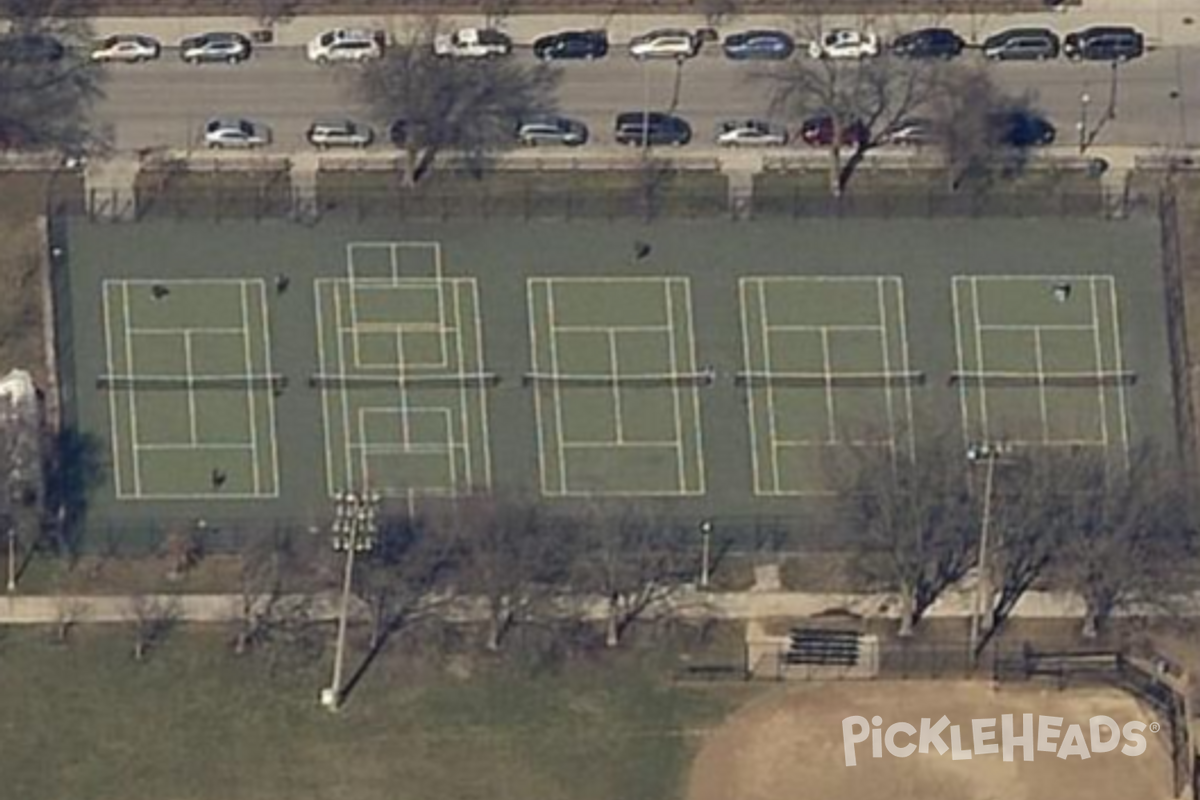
517,117,588,146
307,29,383,64
179,32,251,64
1063,26,1144,61
628,29,699,60
433,28,512,58
533,30,608,60
890,28,965,59
614,112,691,146
982,28,1060,61
307,119,373,148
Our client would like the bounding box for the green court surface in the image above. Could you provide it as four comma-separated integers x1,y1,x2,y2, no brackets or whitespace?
57,217,1174,537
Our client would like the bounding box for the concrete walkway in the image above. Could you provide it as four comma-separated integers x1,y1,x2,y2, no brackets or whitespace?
2,583,1196,626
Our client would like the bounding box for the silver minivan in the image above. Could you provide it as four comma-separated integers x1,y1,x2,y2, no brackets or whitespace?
982,28,1060,61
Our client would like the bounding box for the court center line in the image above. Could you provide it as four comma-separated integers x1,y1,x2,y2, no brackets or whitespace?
979,323,1096,332
183,331,199,446
764,323,885,333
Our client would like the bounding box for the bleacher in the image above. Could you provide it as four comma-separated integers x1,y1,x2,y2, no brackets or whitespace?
785,628,861,667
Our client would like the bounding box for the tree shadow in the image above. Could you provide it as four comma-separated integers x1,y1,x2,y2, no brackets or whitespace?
42,426,105,562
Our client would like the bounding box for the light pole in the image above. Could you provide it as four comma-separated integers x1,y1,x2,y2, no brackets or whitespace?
698,519,713,590
320,488,380,712
6,523,15,593
1078,90,1091,154
967,446,1002,662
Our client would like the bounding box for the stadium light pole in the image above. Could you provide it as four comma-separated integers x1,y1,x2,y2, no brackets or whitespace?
6,523,15,592
1077,90,1091,154
968,447,1001,662
698,519,713,590
321,488,379,712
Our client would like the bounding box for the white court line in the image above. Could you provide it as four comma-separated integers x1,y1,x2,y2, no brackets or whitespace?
1006,438,1108,447
552,323,674,334
664,280,687,493
896,279,916,463
546,282,570,495
756,280,783,494
469,281,493,492
128,327,246,336
676,277,705,496
764,323,884,333
137,443,255,452
738,279,764,496
527,280,551,495
1087,277,1111,450
1033,327,1050,444
979,324,1097,332
969,278,992,443
121,282,144,497
820,328,837,445
776,438,894,448
1107,277,1132,469
183,331,199,445
608,330,626,445
564,441,682,450
875,277,897,467
101,285,125,498
450,281,468,494
314,280,338,496
951,278,972,448
257,280,280,498
238,284,260,494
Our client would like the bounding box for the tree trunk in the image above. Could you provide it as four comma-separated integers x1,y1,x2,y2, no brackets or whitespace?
898,582,916,637
487,601,511,651
1081,613,1099,639
827,145,844,198
605,595,620,648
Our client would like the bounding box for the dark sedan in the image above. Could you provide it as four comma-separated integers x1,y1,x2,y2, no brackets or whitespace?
993,111,1056,147
890,27,965,59
722,30,795,60
532,30,608,60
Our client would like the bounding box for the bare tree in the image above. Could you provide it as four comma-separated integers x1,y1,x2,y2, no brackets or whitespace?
232,528,307,656
357,26,560,185
1055,446,1196,638
357,512,456,653
0,0,105,155
573,505,691,648
53,596,86,643
758,50,941,196
126,595,179,662
450,494,576,651
829,428,980,636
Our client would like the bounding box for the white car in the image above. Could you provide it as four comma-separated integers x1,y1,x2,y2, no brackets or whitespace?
307,119,373,148
808,29,881,59
204,118,270,149
716,119,787,147
433,28,512,58
629,29,699,60
306,28,383,64
90,34,160,63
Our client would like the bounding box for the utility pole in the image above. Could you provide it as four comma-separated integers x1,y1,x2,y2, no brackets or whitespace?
320,489,379,712
698,519,713,590
968,448,1000,661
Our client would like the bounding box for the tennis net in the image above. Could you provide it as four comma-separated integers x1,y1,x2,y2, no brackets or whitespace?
97,374,288,391
735,371,926,388
522,369,716,388
309,372,500,389
949,371,1137,388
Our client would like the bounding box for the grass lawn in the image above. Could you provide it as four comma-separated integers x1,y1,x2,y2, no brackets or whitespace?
0,625,752,800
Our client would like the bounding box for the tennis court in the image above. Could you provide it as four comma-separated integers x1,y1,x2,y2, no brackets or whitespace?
952,275,1131,465
101,278,280,499
526,277,705,497
739,276,917,495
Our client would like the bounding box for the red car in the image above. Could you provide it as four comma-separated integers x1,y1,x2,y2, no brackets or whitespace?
800,115,870,147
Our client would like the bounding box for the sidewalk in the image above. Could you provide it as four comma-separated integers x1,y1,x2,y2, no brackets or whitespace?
2,584,1197,625
65,2,1200,49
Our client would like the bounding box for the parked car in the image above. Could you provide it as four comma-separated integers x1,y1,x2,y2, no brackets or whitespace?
890,28,965,59
629,29,699,60
306,28,383,64
433,27,512,58
808,28,880,59
532,30,608,60
715,119,787,147
0,33,64,63
1063,26,1144,61
722,30,794,60
179,32,251,64
306,119,373,148
614,112,691,146
203,118,269,148
992,110,1056,147
982,28,1060,61
517,116,588,146
90,34,160,63
882,117,938,146
800,115,869,147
